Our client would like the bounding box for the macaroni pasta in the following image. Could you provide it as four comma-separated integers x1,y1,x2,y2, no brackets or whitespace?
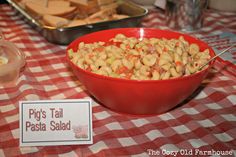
68,34,211,80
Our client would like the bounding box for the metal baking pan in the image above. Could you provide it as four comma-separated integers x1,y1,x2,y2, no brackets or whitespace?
6,0,148,45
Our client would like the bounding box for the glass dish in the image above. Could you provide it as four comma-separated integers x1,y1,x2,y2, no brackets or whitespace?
0,36,25,87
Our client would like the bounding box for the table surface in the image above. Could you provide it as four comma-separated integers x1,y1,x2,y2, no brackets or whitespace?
0,4,236,157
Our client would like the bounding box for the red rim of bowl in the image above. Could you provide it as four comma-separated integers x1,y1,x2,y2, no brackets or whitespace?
66,28,215,83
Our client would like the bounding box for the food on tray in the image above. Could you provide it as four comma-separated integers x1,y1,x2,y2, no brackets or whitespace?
25,0,76,17
67,19,88,27
68,34,211,80
15,0,130,28
85,5,129,24
42,14,87,27
42,15,69,27
69,0,100,15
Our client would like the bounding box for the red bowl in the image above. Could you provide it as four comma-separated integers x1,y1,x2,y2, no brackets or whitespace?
66,28,215,115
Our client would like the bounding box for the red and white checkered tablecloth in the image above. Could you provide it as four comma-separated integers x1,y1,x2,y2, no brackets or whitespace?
0,4,236,157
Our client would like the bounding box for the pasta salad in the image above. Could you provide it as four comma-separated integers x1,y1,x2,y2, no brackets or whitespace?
68,34,211,80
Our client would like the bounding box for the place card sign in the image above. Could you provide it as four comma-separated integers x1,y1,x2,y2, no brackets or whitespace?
19,99,92,146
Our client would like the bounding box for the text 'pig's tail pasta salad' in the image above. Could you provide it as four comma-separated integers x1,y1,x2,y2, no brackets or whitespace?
68,34,211,80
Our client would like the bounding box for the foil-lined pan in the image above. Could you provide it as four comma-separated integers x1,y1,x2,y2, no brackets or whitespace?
6,0,148,45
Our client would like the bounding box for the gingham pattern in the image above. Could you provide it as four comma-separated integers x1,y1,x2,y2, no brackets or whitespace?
0,5,236,157
200,32,236,64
